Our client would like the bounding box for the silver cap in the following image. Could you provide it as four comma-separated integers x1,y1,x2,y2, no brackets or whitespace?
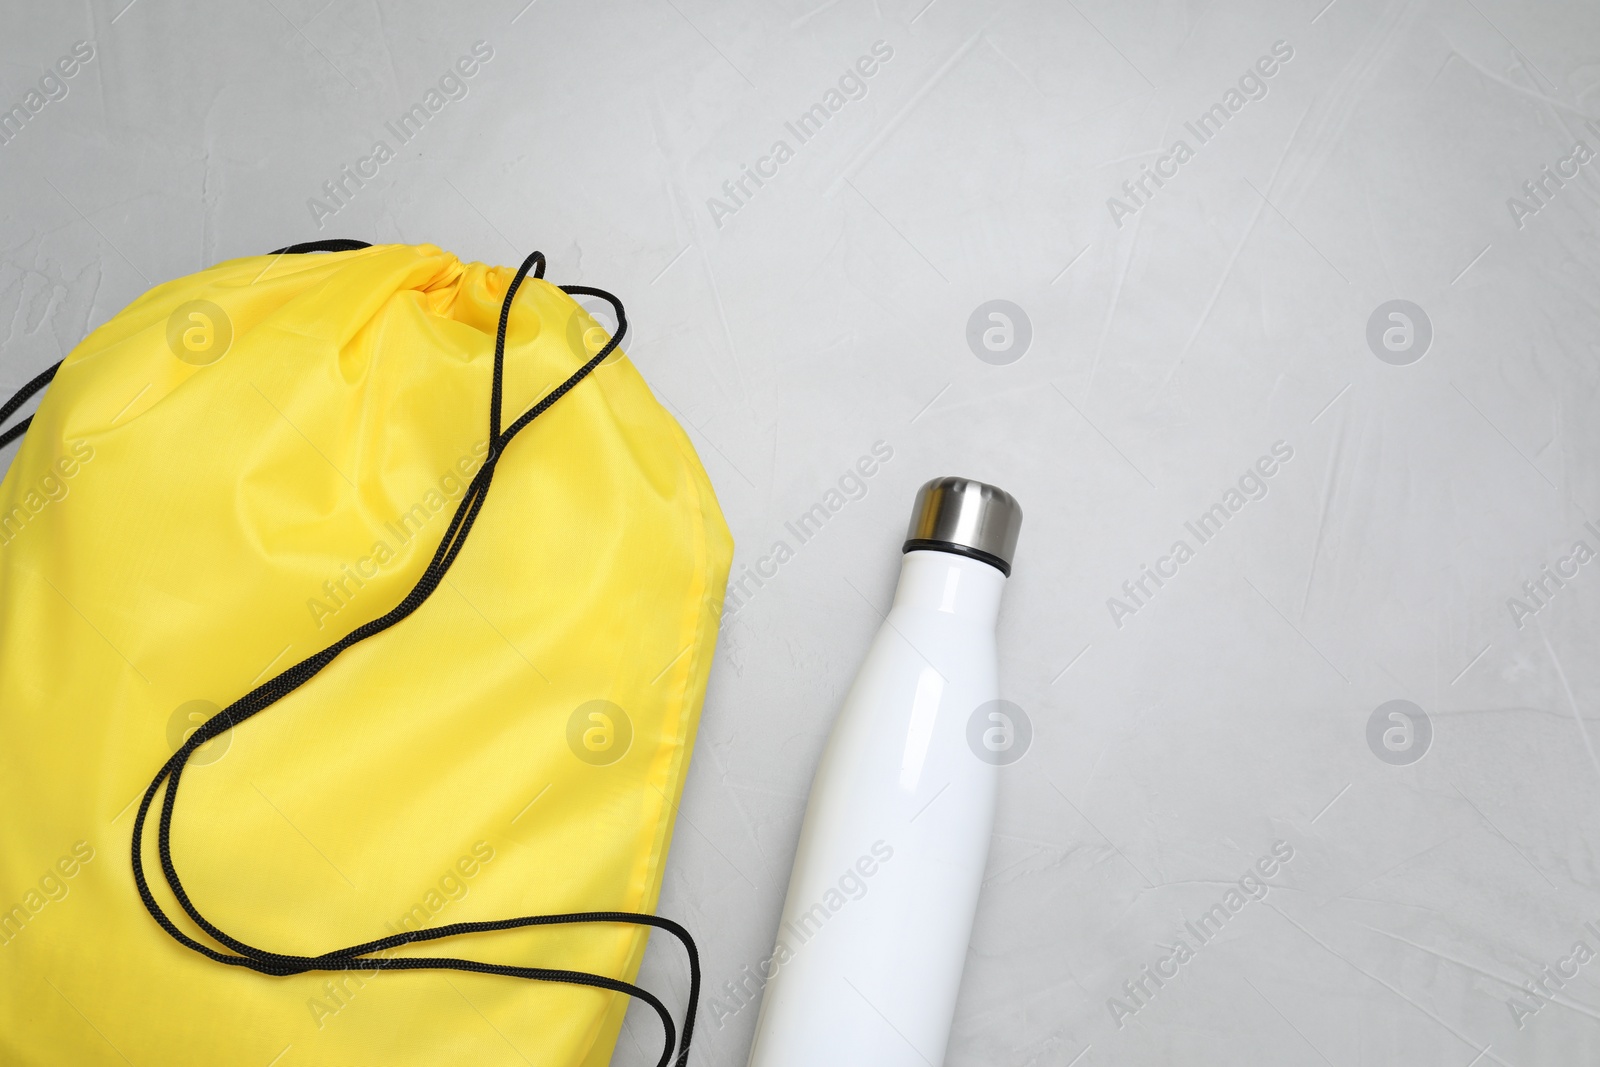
902,476,1022,576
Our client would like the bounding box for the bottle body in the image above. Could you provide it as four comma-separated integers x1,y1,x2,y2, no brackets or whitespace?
746,550,1004,1067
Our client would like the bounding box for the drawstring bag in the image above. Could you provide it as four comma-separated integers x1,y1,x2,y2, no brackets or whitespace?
0,241,731,1067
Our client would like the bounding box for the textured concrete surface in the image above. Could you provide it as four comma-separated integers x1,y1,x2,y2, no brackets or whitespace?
5,1,1600,1064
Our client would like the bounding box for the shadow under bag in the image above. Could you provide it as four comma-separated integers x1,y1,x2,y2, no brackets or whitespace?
0,241,731,1067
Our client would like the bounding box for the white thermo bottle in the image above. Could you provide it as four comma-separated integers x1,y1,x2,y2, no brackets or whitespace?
746,477,1023,1067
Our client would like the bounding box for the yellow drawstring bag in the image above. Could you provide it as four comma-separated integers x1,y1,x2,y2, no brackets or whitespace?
0,241,731,1067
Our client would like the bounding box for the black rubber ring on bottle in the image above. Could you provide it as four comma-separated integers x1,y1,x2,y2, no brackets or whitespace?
901,538,1011,576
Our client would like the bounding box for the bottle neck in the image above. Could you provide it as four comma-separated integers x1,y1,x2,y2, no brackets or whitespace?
892,549,1006,627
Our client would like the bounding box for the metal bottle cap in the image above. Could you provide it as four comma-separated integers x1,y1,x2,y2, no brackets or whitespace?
902,476,1023,576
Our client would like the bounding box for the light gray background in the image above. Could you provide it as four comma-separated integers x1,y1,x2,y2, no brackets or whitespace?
5,1,1600,1064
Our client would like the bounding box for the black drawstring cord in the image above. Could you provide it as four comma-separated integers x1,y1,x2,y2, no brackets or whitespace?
267,239,375,255
0,241,699,1067
0,360,63,448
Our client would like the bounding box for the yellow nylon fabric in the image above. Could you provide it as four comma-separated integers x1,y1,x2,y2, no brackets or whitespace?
0,244,731,1066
